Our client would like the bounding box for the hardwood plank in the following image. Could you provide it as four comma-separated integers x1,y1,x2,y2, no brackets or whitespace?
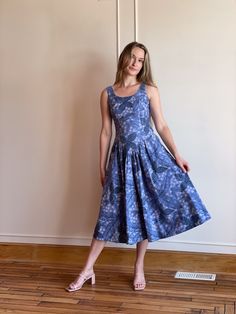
38,301,121,313
0,303,108,313
0,293,40,302
0,298,39,306
120,301,215,312
0,309,55,314
225,303,236,314
214,305,226,314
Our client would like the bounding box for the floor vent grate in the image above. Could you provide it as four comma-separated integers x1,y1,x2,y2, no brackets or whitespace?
175,271,216,281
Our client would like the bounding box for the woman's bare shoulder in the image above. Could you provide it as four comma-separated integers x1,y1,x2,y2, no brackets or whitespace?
100,87,109,98
145,84,159,99
100,87,110,107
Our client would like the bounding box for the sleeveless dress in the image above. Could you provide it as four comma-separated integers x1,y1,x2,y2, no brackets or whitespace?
93,83,211,245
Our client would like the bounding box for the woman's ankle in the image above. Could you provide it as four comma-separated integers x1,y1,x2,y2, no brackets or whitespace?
134,262,144,273
81,266,94,274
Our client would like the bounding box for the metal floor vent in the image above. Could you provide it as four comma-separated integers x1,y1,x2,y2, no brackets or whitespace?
175,271,216,281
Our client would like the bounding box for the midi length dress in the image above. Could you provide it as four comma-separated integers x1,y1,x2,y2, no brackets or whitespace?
93,83,211,245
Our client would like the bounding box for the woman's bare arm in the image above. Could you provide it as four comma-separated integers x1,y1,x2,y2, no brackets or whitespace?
99,89,112,186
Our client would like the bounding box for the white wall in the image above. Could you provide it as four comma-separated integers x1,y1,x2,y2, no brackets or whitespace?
0,0,235,253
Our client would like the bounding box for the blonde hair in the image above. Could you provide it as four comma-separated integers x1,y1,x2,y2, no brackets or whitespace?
114,42,156,86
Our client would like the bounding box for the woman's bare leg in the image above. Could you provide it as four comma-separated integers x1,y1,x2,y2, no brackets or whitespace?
133,239,148,289
67,238,106,289
82,238,106,271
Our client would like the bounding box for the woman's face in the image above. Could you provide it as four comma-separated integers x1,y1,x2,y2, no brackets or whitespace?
125,47,145,77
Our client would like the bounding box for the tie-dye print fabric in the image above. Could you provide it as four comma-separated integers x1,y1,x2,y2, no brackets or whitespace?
93,83,211,244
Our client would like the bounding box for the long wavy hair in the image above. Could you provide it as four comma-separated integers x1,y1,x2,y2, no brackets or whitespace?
114,42,156,86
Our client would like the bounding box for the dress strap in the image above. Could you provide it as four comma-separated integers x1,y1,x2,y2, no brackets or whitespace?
139,82,148,97
140,82,145,91
106,86,113,97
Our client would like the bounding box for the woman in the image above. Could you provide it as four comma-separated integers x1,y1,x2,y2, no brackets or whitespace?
66,42,211,292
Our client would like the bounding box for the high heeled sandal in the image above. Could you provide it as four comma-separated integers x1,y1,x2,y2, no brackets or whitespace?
65,271,95,292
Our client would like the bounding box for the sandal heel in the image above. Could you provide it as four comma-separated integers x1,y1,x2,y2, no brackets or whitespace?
90,274,96,285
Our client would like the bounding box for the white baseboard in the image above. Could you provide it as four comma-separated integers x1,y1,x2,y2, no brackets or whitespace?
0,233,236,254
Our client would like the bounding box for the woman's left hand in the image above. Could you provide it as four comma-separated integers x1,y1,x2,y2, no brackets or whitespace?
175,154,190,173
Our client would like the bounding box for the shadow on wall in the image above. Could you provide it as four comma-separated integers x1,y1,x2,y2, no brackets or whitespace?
58,51,112,239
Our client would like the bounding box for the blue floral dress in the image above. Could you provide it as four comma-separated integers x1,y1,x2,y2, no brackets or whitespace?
93,83,211,245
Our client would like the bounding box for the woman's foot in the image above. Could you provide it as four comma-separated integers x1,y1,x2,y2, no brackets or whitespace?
65,268,95,292
133,271,146,291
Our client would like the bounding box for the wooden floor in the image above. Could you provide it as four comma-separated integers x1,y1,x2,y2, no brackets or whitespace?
0,259,236,314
